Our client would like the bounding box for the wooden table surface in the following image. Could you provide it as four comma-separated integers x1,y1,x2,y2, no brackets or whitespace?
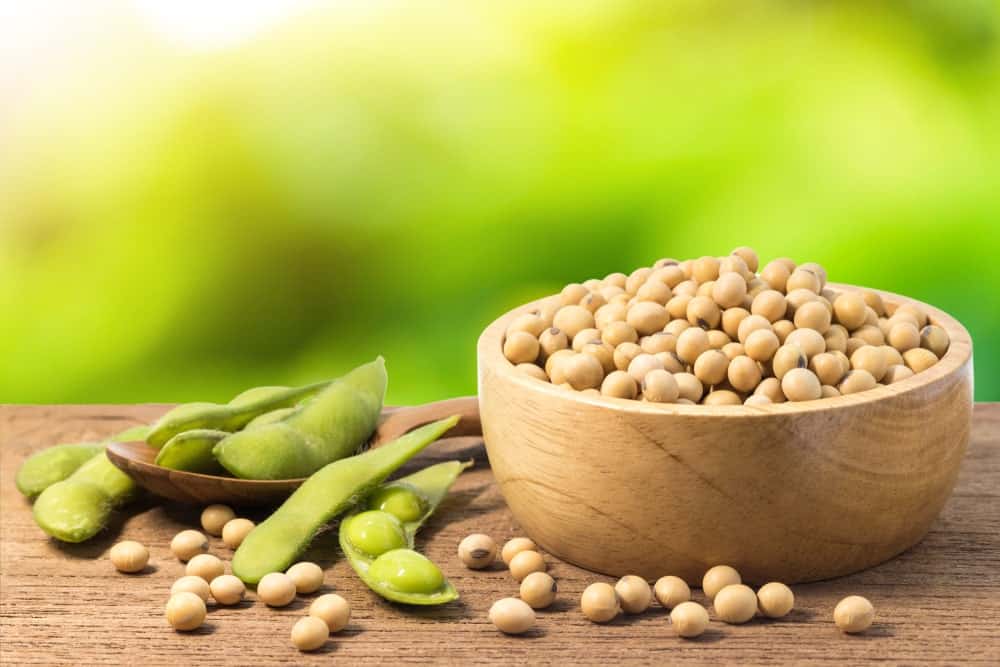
2,404,999,665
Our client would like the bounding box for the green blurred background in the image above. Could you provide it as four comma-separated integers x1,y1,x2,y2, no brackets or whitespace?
2,0,998,405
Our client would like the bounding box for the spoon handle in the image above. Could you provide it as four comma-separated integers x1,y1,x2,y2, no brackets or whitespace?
373,396,480,446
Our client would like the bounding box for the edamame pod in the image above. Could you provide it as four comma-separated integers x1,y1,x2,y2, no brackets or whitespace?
340,460,469,605
15,425,150,499
214,357,387,480
231,415,459,584
16,443,103,499
145,381,332,448
154,429,227,474
32,451,138,542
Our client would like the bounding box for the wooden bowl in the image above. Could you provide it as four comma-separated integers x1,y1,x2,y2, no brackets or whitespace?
477,284,973,584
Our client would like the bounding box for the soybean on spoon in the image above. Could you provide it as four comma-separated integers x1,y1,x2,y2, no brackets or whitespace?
104,396,480,506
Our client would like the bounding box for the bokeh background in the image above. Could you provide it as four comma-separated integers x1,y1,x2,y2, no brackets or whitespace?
2,0,998,405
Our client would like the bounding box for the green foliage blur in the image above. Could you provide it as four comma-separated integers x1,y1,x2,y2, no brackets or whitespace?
2,0,999,404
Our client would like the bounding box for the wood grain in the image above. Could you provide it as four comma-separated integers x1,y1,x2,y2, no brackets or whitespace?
478,285,974,583
2,404,999,665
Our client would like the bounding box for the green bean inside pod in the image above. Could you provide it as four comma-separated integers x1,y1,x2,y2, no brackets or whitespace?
339,459,470,605
213,357,387,480
231,415,459,584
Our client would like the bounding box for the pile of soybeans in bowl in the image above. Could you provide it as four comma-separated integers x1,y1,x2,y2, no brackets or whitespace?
502,247,951,406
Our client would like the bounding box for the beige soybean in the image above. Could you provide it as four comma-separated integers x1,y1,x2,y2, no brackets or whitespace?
703,390,742,406
670,601,710,638
287,562,324,594
210,575,246,605
714,584,758,624
613,342,643,372
755,377,785,402
676,327,710,364
884,364,914,384
501,537,537,565
507,312,548,337
921,325,950,357
560,283,589,306
458,533,497,569
751,290,787,323
756,582,794,618
581,582,620,623
794,301,832,334
601,370,638,399
165,592,206,632
772,344,807,380
222,518,255,550
628,353,664,385
571,328,602,352
170,529,208,562
519,571,557,609
627,302,669,336
539,327,569,360
712,272,747,309
760,261,791,292
291,616,330,652
563,353,604,390
642,369,679,403
687,296,721,330
200,504,235,537
839,369,877,395
509,550,546,581
615,575,652,614
602,321,637,347
728,356,762,393
110,540,149,573
186,553,225,582
553,305,595,338
744,329,780,362
309,594,351,632
654,575,691,609
851,345,888,382
785,328,825,358
258,572,297,607
782,368,822,402
888,322,920,352
810,353,845,386
490,597,536,634
171,575,211,602
504,331,540,365
834,595,875,633
702,565,741,600
903,347,938,373
674,372,704,403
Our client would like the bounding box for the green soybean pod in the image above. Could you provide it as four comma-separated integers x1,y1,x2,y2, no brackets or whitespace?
16,443,103,499
145,381,333,448
231,415,459,584
15,425,149,499
214,358,387,480
32,452,138,543
340,460,470,605
154,429,228,474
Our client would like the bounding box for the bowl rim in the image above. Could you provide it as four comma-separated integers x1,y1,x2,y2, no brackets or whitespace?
478,282,973,416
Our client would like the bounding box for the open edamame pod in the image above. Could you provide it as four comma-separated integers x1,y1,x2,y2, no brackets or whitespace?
214,357,387,480
32,451,138,542
154,429,227,474
15,425,149,499
340,460,470,605
231,415,458,584
145,380,333,448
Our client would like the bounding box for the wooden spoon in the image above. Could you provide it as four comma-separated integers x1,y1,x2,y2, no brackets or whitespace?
105,396,480,506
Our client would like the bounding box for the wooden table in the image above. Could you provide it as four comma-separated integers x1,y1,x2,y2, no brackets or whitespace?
2,404,999,665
